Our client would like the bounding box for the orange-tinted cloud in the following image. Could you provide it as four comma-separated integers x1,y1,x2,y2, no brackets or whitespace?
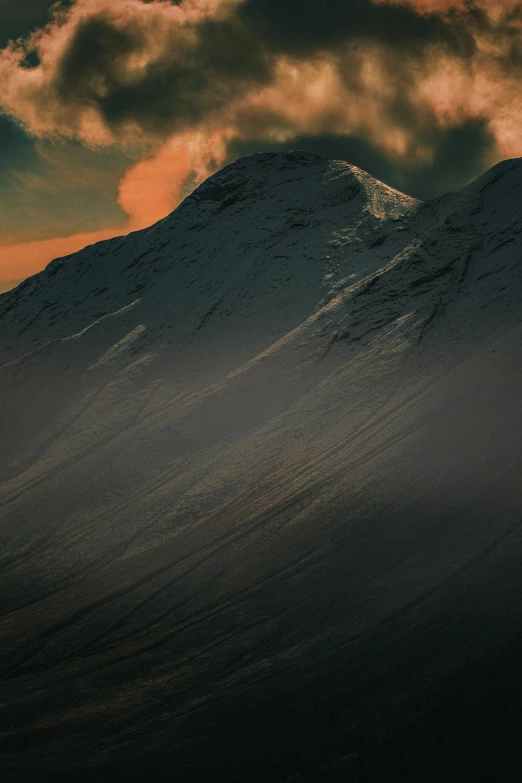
2,0,520,167
117,128,233,231
3,0,519,170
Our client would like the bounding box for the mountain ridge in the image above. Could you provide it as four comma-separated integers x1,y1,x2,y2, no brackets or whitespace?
3,150,522,781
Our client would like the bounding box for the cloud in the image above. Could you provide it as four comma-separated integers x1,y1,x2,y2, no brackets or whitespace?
228,50,438,162
373,0,522,22
0,0,480,161
3,0,522,287
0,0,263,147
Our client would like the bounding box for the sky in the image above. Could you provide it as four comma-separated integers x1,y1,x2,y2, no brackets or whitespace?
1,0,522,291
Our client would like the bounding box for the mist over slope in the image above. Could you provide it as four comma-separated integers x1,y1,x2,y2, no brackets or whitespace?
2,151,522,780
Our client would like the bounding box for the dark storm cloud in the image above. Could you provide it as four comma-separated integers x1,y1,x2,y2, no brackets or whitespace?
52,10,270,137
0,1,273,146
37,0,480,146
238,0,477,57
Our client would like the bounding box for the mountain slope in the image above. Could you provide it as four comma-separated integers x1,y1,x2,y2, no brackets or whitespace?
2,152,522,781
0,151,418,480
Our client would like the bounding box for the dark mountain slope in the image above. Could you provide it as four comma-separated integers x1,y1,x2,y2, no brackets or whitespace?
2,152,522,781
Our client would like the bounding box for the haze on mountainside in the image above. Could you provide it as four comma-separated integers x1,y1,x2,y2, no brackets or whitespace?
4,0,522,289
2,150,522,780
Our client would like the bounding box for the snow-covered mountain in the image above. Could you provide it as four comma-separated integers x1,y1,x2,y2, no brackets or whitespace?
3,151,522,781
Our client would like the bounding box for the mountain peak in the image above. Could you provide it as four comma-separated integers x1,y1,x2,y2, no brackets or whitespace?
183,149,417,221
185,149,326,206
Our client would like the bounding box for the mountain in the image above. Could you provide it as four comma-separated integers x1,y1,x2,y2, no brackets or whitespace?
2,151,522,781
